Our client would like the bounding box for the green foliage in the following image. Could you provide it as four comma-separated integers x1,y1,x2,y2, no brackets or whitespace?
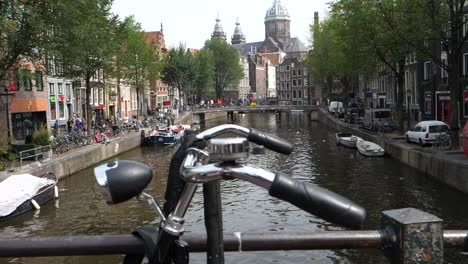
0,139,16,171
0,0,51,80
203,39,243,99
32,129,51,146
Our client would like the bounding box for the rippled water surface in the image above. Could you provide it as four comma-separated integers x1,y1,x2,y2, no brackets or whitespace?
1,112,467,263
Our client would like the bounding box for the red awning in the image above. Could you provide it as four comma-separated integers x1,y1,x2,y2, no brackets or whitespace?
96,105,105,109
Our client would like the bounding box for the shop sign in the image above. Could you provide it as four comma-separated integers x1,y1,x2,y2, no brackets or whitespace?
50,96,56,103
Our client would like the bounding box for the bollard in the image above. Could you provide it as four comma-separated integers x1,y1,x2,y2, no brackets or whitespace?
382,208,443,264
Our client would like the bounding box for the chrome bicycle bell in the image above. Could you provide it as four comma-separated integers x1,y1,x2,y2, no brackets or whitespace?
208,137,249,162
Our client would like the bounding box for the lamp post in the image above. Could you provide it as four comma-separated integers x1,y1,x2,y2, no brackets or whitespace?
0,88,15,142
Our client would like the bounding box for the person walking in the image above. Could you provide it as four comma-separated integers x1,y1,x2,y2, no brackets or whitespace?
67,118,72,133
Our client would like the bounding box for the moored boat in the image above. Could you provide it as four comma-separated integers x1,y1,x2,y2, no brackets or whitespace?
356,140,385,157
0,172,58,221
143,125,187,146
335,132,362,148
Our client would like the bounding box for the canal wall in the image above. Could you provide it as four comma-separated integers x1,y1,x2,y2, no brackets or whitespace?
316,109,468,194
193,111,226,123
0,112,194,182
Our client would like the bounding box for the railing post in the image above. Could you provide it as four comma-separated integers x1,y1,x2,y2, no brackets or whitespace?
382,208,443,264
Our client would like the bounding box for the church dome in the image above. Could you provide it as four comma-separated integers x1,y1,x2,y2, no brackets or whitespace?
211,14,227,41
265,0,291,22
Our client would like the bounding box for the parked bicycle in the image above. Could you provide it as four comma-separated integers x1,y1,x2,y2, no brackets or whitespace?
94,124,366,263
432,133,452,151
0,125,466,263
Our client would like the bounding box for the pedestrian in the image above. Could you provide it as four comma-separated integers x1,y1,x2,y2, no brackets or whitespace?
67,118,72,133
76,117,83,133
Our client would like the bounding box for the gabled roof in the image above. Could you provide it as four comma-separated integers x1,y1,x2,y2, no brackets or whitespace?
232,41,264,57
282,37,308,53
143,31,167,52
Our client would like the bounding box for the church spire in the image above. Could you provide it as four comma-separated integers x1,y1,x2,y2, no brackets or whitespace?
231,18,246,45
211,14,227,42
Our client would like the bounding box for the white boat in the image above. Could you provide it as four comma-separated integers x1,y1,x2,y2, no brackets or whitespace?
356,140,385,157
335,132,362,148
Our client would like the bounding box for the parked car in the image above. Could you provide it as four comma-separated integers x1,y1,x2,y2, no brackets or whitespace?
362,108,392,131
405,120,450,146
328,101,344,117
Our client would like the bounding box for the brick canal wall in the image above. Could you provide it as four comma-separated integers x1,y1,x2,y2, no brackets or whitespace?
316,109,468,194
0,113,194,181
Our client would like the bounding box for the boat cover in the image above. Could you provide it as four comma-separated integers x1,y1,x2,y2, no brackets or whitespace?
0,174,55,217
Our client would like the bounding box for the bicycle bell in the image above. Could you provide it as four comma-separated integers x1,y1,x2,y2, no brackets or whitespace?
208,137,249,162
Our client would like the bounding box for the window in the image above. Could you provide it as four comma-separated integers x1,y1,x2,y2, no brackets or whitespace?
292,80,297,87
286,66,290,71
286,74,290,81
424,61,431,80
298,79,302,86
49,83,55,94
292,70,296,76
298,90,302,98
304,78,308,86
464,15,468,37
286,82,290,90
22,70,32,91
293,90,296,98
298,69,302,76
66,83,71,98
58,83,63,94
50,97,56,120
464,54,468,76
36,72,43,91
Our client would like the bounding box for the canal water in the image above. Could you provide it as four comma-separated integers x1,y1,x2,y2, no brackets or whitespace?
1,112,467,264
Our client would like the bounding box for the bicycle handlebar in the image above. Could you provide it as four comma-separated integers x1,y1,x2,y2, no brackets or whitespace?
181,160,367,230
269,172,366,230
195,124,293,155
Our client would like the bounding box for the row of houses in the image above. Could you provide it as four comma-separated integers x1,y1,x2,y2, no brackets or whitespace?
0,28,171,143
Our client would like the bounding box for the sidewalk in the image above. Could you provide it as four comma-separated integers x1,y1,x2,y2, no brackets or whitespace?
319,108,468,193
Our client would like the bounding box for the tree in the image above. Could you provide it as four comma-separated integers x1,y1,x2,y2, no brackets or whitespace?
161,44,190,108
0,0,51,86
192,49,214,103
48,0,116,134
203,39,243,99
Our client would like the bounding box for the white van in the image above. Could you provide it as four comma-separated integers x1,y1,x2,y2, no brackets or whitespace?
328,101,344,117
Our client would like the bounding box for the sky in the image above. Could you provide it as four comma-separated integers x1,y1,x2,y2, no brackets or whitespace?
111,0,331,49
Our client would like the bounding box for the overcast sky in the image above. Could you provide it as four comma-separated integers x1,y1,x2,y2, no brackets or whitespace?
111,0,330,49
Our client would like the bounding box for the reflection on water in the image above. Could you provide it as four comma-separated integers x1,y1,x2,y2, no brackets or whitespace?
1,112,468,263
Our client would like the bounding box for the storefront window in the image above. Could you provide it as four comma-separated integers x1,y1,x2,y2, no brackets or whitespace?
50,96,56,120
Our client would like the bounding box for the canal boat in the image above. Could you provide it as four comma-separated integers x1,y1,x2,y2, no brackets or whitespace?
356,140,385,157
335,132,362,148
143,125,188,146
0,172,58,221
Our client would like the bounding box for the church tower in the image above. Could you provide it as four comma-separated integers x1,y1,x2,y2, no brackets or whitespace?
211,14,227,42
231,19,246,45
264,0,291,46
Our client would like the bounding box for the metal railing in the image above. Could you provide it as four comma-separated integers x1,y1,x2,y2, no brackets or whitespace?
19,145,52,168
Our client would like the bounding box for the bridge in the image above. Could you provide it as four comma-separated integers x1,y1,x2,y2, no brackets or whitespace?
192,105,320,123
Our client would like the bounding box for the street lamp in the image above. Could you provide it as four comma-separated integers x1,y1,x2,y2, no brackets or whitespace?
0,88,15,142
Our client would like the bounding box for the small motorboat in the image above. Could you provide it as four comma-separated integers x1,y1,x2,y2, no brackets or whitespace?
143,125,188,146
0,172,58,221
335,132,362,148
356,140,385,157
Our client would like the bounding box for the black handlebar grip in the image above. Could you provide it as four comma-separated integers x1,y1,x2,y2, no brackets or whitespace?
248,128,293,155
268,172,367,230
